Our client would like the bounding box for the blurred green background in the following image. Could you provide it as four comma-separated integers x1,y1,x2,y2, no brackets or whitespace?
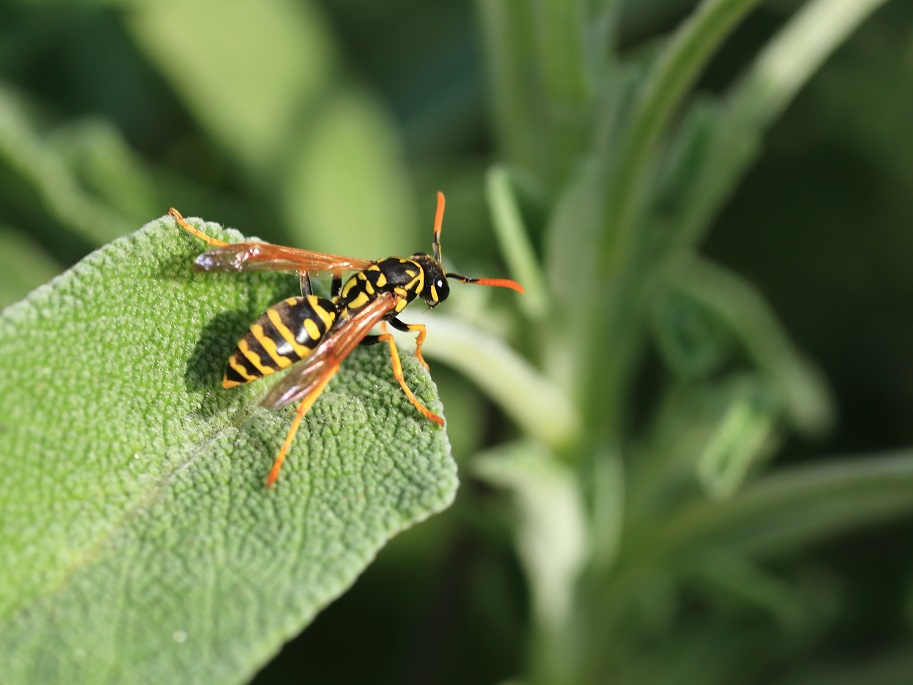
3,0,913,683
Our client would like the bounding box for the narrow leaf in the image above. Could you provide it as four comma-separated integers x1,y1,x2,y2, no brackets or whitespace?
417,314,580,453
281,88,419,257
485,165,548,319
656,451,913,558
695,377,780,500
0,82,130,244
600,0,761,272
128,0,335,175
661,255,833,437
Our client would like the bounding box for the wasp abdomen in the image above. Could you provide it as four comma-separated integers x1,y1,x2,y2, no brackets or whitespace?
223,295,338,387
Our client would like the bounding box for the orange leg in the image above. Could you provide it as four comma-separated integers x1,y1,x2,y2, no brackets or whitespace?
169,208,230,247
387,319,429,369
404,323,429,370
378,323,444,427
265,365,340,488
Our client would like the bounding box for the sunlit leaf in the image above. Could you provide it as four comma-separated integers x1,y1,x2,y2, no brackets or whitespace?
0,215,456,684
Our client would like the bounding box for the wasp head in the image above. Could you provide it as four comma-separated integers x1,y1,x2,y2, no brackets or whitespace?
411,253,450,307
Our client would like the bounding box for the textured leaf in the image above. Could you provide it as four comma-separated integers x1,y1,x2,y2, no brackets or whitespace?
0,215,456,684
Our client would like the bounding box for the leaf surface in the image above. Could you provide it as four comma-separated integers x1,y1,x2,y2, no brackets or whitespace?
0,215,456,685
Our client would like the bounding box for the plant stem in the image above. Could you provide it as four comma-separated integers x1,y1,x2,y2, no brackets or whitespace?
600,0,761,274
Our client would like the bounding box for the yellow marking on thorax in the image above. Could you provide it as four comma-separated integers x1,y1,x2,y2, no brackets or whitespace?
341,278,359,298
404,264,424,291
347,291,371,309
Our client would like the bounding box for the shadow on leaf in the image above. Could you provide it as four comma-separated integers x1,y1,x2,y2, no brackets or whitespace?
185,309,255,392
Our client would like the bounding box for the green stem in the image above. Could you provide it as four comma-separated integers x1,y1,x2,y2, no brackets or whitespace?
485,166,549,320
532,0,592,189
419,315,581,454
730,0,892,128
673,0,894,251
476,0,544,176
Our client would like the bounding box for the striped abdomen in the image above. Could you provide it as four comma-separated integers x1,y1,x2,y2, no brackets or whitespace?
223,296,337,387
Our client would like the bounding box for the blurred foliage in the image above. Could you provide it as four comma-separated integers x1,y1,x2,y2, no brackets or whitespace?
2,0,913,683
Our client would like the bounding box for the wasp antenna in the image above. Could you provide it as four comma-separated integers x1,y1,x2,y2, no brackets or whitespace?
446,272,525,293
170,207,229,247
432,191,445,263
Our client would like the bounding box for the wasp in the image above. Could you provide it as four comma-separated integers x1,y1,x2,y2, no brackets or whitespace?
170,192,523,487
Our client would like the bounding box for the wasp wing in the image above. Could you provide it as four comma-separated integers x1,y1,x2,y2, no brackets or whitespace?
194,242,374,274
260,292,398,410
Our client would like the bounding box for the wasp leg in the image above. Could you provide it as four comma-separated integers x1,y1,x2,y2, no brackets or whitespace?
331,271,343,298
377,322,443,426
387,318,429,370
266,364,341,488
169,208,230,247
299,271,313,297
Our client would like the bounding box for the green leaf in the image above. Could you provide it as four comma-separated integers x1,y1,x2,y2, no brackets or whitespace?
655,451,913,558
650,276,735,380
729,0,893,141
473,441,587,629
660,0,895,252
682,548,821,632
280,87,419,258
127,0,335,176
473,441,588,683
0,81,131,245
600,0,762,272
694,378,779,500
530,0,592,187
476,0,544,177
625,376,781,522
0,215,456,684
660,255,833,437
418,314,580,454
485,164,549,320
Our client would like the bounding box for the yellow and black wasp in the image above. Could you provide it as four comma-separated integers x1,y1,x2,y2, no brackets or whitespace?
170,192,523,487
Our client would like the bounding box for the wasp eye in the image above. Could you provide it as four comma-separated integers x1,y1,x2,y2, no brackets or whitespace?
434,277,450,303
